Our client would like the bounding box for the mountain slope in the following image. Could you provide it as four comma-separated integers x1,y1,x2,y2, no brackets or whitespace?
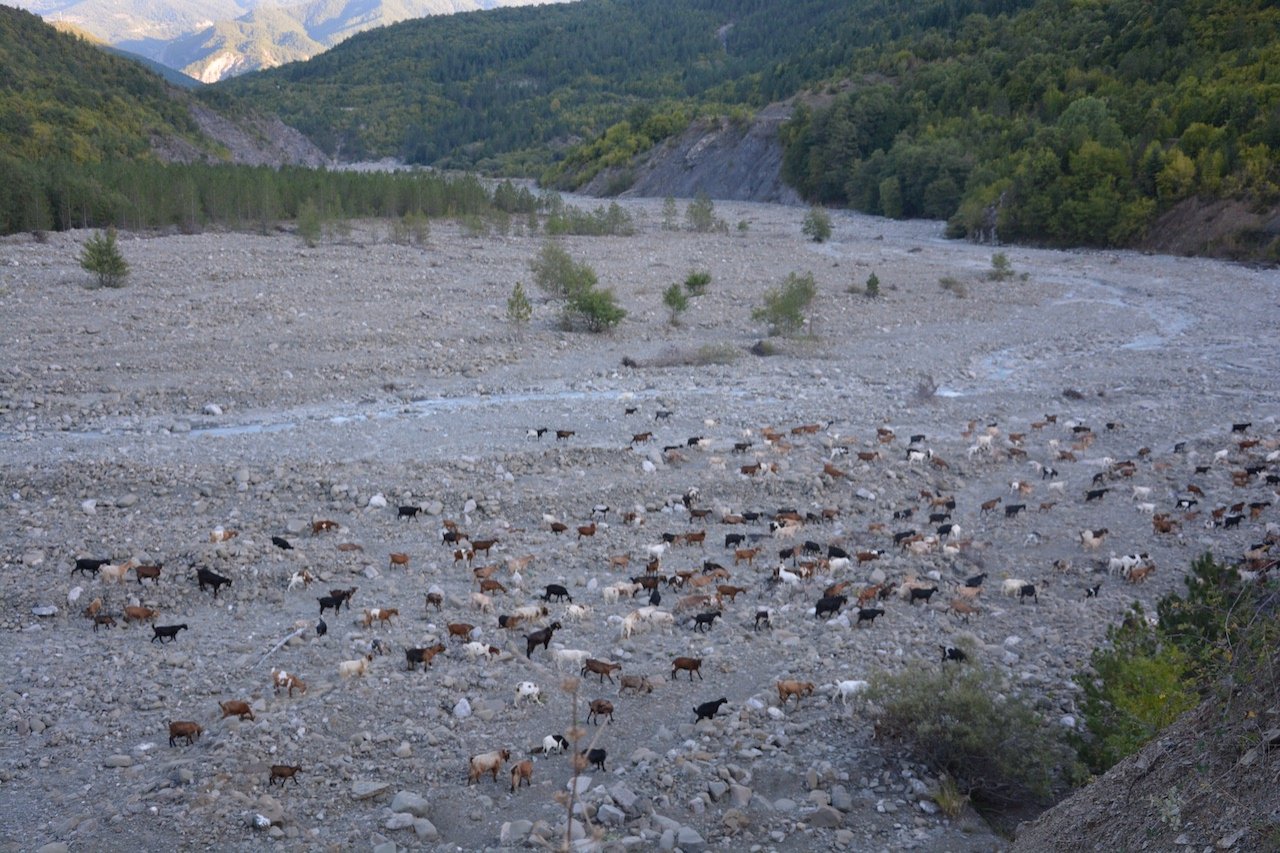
0,5,324,166
12,0,582,81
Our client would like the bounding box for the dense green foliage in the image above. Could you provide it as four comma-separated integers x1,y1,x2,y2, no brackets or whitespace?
506,282,532,329
801,206,832,242
528,240,626,332
0,6,202,164
869,663,1082,815
1076,554,1280,774
753,271,816,337
662,282,688,325
781,0,1280,249
0,159,539,236
683,270,711,295
78,228,129,288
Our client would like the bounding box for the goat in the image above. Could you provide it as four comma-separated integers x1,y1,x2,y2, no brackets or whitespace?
168,721,202,747
311,519,339,534
151,624,188,643
470,592,494,613
777,680,815,705
940,645,968,663
462,641,500,661
580,748,607,772
123,605,157,624
92,613,117,632
271,668,307,697
672,656,703,681
397,504,423,520
1018,583,1039,604
1127,564,1156,583
907,586,937,605
405,643,447,670
98,558,139,584
581,658,622,683
541,734,570,755
857,607,885,626
815,595,847,619
219,700,255,721
388,552,410,570
447,622,476,642
1004,504,1026,519
509,759,534,792
209,527,239,543
542,584,573,603
754,609,773,630
338,654,373,678
72,557,109,577
552,647,591,671
478,579,507,596
587,698,615,725
287,570,313,591
269,765,302,786
361,607,398,628
468,749,511,784
733,547,760,567
835,679,869,706
716,584,747,604
692,610,721,632
196,567,232,598
694,697,729,722
425,591,444,611
1085,487,1111,502
576,523,597,540
524,622,562,658
133,563,162,585
514,682,543,705
620,674,654,695
1079,528,1109,549
949,598,980,621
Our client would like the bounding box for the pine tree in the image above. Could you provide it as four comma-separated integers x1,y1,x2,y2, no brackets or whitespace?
79,228,129,288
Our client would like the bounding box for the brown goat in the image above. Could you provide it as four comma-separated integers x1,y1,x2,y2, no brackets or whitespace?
168,721,202,746
123,605,157,624
581,658,622,683
447,622,476,642
134,563,162,584
587,699,615,725
219,700,255,721
361,607,398,628
777,680,815,705
81,597,103,619
478,579,507,595
468,749,511,784
510,759,534,792
311,519,339,534
671,656,703,681
269,764,302,786
388,552,410,569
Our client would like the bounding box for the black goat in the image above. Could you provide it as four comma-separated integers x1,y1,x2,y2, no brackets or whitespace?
542,584,573,603
940,645,968,663
1085,583,1102,598
827,544,849,560
815,595,847,619
1018,583,1039,604
316,617,327,637
1004,504,1026,518
397,505,422,520
907,586,938,605
196,567,232,598
270,536,293,550
582,748,607,771
151,624,188,643
963,572,987,588
1085,487,1110,502
856,607,885,626
724,533,745,548
692,611,721,632
72,557,109,577
318,595,344,615
524,621,562,658
754,609,772,630
694,697,729,723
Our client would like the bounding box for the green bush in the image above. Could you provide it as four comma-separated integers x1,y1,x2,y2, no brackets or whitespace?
566,286,626,332
869,663,1081,816
752,271,816,337
988,252,1015,281
662,282,688,325
802,206,832,242
506,282,532,329
530,240,597,300
390,211,430,245
683,270,711,295
79,228,129,288
295,199,322,247
685,192,723,233
661,196,679,231
865,271,880,298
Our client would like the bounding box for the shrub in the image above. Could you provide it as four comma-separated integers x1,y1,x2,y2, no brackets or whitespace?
662,282,688,325
802,206,832,242
567,287,626,332
865,271,880,298
79,228,129,288
684,270,711,295
869,662,1081,816
685,192,722,233
752,272,816,337
530,241,597,300
661,196,679,231
506,282,532,329
694,343,739,364
296,199,322,247
390,211,430,245
939,276,967,297
988,251,1015,281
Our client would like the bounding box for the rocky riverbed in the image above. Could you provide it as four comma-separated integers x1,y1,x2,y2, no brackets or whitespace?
1,197,1277,853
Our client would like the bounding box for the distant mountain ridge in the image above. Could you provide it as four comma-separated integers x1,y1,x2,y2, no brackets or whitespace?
12,0,579,82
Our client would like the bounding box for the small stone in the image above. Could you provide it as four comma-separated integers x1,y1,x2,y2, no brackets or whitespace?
500,820,533,844
413,818,439,841
31,605,58,618
35,844,69,853
808,805,843,828
103,754,133,768
394,741,412,758
385,813,416,830
116,493,139,508
597,804,625,826
80,499,96,515
203,403,223,416
676,825,706,852
368,493,388,508
372,842,396,853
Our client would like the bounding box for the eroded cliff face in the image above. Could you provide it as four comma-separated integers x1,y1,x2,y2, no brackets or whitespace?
150,99,330,167
582,104,802,206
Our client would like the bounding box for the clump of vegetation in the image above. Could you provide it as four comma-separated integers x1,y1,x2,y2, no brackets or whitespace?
390,210,430,245
683,270,711,295
694,342,739,364
685,192,726,233
544,202,635,236
296,199,323,247
1075,554,1280,774
529,241,625,332
506,282,532,331
868,661,1083,817
864,271,880,297
737,219,750,233
662,282,688,325
661,196,679,231
79,228,129,288
752,272,816,337
802,206,832,242
939,276,967,297
987,251,1015,281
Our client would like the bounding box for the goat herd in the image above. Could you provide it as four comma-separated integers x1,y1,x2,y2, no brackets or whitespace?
63,405,1277,834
